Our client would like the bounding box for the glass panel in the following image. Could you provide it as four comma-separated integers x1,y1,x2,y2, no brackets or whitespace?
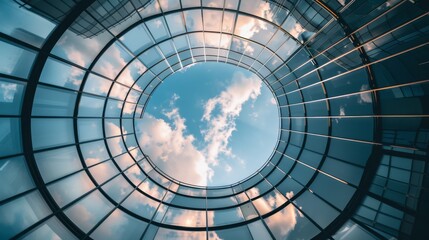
32,86,77,116
65,190,114,233
91,209,147,239
146,17,169,42
89,160,119,185
0,39,36,79
0,118,22,157
0,156,34,201
265,203,320,239
203,10,222,32
39,58,84,90
0,1,56,47
139,178,166,200
21,217,77,240
165,13,186,36
184,10,203,32
0,78,25,115
253,189,287,215
295,190,339,228
209,225,253,239
52,27,113,68
78,94,105,117
122,191,159,219
248,220,272,239
35,146,82,183
48,172,95,207
31,118,74,150
78,118,104,142
0,192,50,238
155,228,205,240
102,175,134,202
83,74,112,97
162,207,206,227
93,43,133,80
208,207,244,226
120,23,153,55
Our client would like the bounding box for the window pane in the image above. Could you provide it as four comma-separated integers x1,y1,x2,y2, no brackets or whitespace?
0,191,51,239
35,146,82,183
0,1,55,47
31,118,74,150
32,86,77,116
0,118,22,157
48,172,95,207
0,39,36,79
162,207,206,227
39,58,84,90
21,217,77,240
146,17,169,42
0,156,34,201
122,191,159,219
91,209,146,239
0,78,25,115
78,118,103,142
78,94,105,117
83,74,112,97
65,190,114,233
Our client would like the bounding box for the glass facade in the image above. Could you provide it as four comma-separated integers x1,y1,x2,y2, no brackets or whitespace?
0,0,428,239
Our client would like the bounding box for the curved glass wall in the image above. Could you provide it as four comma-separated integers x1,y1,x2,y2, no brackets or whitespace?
0,0,428,239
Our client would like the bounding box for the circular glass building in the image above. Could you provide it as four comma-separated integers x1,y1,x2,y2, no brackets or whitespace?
0,0,428,239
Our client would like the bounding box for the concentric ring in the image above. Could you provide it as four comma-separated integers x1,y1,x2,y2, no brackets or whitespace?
0,0,428,239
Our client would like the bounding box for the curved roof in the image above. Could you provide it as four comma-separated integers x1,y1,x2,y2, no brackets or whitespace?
0,0,428,239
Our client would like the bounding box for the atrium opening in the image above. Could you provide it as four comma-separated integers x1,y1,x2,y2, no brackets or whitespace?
0,0,428,239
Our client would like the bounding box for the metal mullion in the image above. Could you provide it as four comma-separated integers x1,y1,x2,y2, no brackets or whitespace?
248,0,300,71
267,0,407,82
83,179,147,239
224,0,241,63
0,32,40,52
158,4,184,71
281,115,429,119
140,181,173,240
59,160,146,214
20,0,95,236
271,11,428,90
275,41,429,97
216,1,227,62
281,128,424,152
244,189,277,240
11,208,57,239
350,217,390,240
279,79,429,108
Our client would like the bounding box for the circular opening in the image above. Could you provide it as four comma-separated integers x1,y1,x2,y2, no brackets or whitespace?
136,62,279,186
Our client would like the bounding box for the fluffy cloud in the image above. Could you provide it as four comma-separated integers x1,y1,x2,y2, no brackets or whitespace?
263,191,303,239
137,72,263,185
56,30,102,68
136,106,212,185
0,83,17,102
201,72,262,166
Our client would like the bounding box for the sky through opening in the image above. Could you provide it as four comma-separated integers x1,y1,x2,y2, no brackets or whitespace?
136,62,279,186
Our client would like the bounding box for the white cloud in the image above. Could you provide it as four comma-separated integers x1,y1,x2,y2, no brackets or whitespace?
339,106,346,116
358,84,372,104
225,164,232,173
95,45,127,80
137,103,212,185
56,31,101,68
270,97,277,105
201,72,262,166
263,191,303,239
0,83,17,102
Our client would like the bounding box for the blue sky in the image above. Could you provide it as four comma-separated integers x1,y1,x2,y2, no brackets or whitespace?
137,62,279,186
